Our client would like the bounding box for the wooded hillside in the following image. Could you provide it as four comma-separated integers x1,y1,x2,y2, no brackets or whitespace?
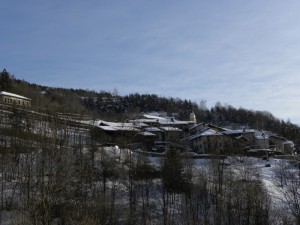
1,69,299,145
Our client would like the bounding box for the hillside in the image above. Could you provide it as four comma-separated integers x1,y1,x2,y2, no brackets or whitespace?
1,69,299,146
1,69,300,224
0,97,299,225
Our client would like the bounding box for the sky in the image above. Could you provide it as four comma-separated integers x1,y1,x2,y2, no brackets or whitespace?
1,0,300,124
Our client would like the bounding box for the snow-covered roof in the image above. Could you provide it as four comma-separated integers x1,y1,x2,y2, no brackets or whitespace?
128,119,158,124
141,113,165,120
254,132,269,140
201,128,222,136
145,127,163,132
128,122,149,127
159,127,182,132
140,113,190,125
138,131,156,136
269,135,286,141
159,120,189,125
96,120,141,132
247,149,272,153
186,128,222,141
0,91,31,100
99,121,134,127
223,129,255,135
98,125,140,132
283,140,294,146
255,135,268,140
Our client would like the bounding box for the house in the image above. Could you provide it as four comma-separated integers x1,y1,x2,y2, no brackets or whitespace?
222,129,268,149
187,125,266,154
91,120,157,149
187,128,248,154
0,91,31,107
269,135,295,154
133,113,195,131
253,132,270,149
128,112,195,142
159,126,183,142
222,133,249,153
186,128,224,154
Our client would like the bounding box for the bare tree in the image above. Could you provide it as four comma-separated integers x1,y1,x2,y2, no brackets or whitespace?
275,160,300,225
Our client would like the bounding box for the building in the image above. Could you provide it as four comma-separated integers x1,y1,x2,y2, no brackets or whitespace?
189,112,197,124
186,127,224,154
269,135,295,153
130,113,195,131
0,91,31,107
187,125,259,154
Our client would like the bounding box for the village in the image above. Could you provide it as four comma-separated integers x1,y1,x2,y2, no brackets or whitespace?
0,90,296,157
1,90,300,225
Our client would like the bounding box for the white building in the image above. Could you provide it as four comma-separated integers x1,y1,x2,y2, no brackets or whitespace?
0,91,31,107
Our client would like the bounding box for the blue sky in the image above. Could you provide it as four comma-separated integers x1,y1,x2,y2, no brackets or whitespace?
1,1,300,124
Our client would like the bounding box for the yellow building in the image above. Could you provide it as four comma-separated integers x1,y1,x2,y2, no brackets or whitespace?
0,91,31,107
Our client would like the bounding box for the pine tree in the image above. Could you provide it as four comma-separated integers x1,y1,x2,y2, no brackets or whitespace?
0,69,12,91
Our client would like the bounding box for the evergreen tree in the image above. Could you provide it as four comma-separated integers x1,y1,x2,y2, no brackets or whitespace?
161,148,189,194
0,68,12,91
